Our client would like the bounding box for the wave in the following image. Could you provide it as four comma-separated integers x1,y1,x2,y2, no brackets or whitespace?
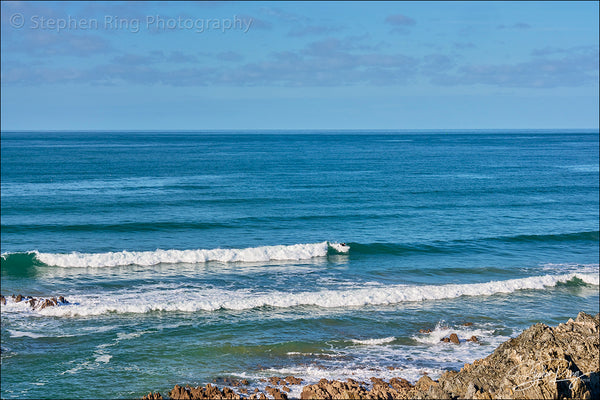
495,231,599,243
3,273,597,317
1,221,233,233
1,230,596,269
1,242,349,269
350,337,396,345
344,231,599,256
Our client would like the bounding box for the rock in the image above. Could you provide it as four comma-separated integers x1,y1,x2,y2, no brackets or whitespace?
414,375,436,392
441,333,460,344
268,376,283,386
449,333,460,344
467,335,479,343
421,312,600,400
282,386,290,392
167,383,241,399
463,322,474,326
285,376,303,385
300,377,375,399
265,386,288,399
1,295,5,305
2,294,69,310
419,328,432,333
141,392,163,400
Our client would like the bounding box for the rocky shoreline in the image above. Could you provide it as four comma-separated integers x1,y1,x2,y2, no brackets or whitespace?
142,312,599,400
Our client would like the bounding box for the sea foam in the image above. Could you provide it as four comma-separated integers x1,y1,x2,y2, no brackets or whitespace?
5,272,594,317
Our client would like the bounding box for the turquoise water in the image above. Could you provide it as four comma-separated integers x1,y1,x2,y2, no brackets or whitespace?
1,131,598,399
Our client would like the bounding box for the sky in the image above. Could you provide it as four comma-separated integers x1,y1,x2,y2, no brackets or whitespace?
1,1,598,130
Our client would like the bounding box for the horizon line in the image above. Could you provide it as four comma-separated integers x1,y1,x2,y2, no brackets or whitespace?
2,128,599,133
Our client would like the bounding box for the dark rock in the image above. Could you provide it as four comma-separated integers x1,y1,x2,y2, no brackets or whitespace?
265,386,287,399
141,392,163,400
1,295,5,305
15,294,23,302
449,333,460,344
268,376,283,386
441,333,460,344
467,335,479,343
285,375,303,385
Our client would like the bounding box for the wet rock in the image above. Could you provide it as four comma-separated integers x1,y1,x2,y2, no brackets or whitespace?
141,392,163,400
268,376,284,386
449,333,460,344
265,386,288,400
441,333,460,344
285,375,303,385
467,335,479,343
463,322,474,326
419,328,432,333
1,295,5,305
3,294,69,310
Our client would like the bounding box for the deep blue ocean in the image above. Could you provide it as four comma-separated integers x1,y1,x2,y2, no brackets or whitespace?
1,131,598,399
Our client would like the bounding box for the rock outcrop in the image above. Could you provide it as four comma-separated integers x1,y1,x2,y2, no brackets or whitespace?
1,294,69,310
141,313,599,400
421,311,599,400
168,384,242,400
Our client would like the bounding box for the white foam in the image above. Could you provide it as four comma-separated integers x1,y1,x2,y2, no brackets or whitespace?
8,330,44,339
351,337,396,345
33,242,348,268
13,272,595,317
94,354,112,363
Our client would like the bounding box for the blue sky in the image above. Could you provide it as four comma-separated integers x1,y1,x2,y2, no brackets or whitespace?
1,1,598,130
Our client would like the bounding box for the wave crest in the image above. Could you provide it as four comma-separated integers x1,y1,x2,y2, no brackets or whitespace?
3,273,596,317
1,242,349,268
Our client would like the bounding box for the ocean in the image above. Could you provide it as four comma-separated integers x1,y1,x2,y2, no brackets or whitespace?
1,130,598,399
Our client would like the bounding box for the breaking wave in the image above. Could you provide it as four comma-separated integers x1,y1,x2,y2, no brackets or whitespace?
3,272,596,317
1,242,349,269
